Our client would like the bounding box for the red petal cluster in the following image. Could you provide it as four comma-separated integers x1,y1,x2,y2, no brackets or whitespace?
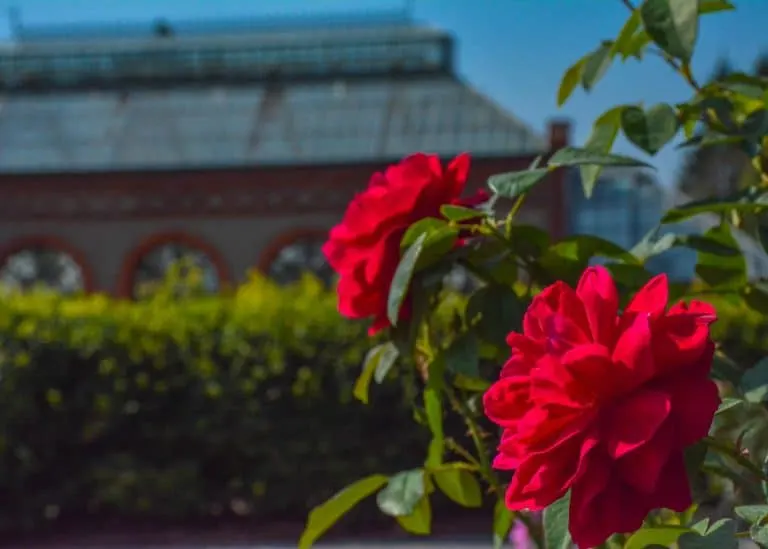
483,266,719,548
323,153,485,335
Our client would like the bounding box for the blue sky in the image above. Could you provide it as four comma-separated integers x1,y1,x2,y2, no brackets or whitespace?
2,0,766,187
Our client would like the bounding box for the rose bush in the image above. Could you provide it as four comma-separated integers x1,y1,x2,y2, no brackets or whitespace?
300,1,768,548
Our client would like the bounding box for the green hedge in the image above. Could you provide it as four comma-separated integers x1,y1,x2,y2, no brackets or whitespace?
0,273,763,535
0,274,429,534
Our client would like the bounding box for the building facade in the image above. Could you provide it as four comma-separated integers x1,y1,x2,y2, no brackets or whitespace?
0,13,568,297
565,166,691,279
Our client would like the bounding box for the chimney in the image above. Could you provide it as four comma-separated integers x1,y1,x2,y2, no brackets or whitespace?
548,118,571,151
546,119,572,240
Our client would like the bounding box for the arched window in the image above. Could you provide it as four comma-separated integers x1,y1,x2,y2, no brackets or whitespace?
260,230,334,286
119,233,229,299
0,236,92,294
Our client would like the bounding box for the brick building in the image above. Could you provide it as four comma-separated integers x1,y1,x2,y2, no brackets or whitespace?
0,13,568,297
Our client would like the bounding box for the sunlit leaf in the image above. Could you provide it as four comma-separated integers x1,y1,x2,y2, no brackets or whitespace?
395,496,432,535
694,223,746,289
579,106,626,197
353,342,399,403
582,42,614,91
625,526,693,549
715,397,743,415
734,504,768,524
488,168,550,199
440,204,486,222
557,55,588,107
612,9,642,58
387,232,427,326
678,517,738,549
621,103,680,155
640,0,700,62
543,492,572,549
493,499,514,549
377,469,425,517
299,475,389,549
549,146,652,169
433,466,482,508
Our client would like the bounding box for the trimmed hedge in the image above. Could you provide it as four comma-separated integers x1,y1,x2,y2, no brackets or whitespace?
0,274,427,534
0,273,763,535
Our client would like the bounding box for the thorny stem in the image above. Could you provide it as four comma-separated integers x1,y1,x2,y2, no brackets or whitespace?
505,193,527,238
444,384,545,549
704,435,768,482
444,438,481,469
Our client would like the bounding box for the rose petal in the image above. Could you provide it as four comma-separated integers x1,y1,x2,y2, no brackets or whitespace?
617,422,674,494
625,273,669,320
576,266,619,346
661,365,720,445
612,311,655,387
483,376,530,428
606,389,671,459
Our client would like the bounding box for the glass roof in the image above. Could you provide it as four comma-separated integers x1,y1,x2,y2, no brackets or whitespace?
0,76,545,173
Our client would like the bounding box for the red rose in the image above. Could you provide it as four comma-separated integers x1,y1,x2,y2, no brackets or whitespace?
483,266,719,548
323,153,485,335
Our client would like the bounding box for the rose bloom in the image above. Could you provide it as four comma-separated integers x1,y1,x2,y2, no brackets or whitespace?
483,266,719,548
322,153,487,335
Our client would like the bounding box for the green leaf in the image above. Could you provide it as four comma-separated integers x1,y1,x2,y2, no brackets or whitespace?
433,466,482,508
395,496,432,535
579,107,625,197
582,42,614,91
543,492,572,549
740,358,768,404
684,440,708,481
453,373,491,392
699,0,735,15
743,283,768,314
549,146,652,169
613,9,642,58
621,103,680,155
662,194,768,224
712,351,744,386
387,232,427,326
735,505,768,524
353,342,399,403
466,285,524,348
377,470,425,517
541,235,637,284
402,218,447,248
440,204,485,222
299,475,389,549
624,30,652,60
631,228,678,262
694,223,746,289
424,358,445,467
557,56,588,107
606,262,655,289
488,168,550,199
678,517,738,549
445,332,480,377
751,523,768,549
401,218,459,270
625,526,693,549
493,499,514,549
715,397,743,414
640,0,700,62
